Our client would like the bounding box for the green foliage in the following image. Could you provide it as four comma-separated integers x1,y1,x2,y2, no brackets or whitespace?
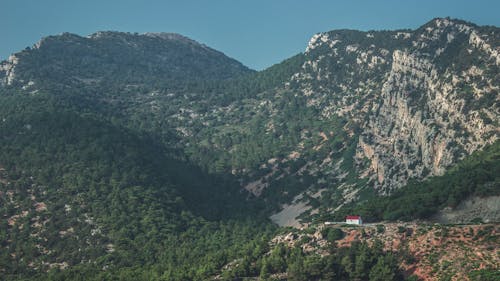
321,227,345,242
220,240,405,281
468,269,500,281
376,225,386,234
0,91,276,280
2,45,331,280
406,275,419,281
369,254,398,281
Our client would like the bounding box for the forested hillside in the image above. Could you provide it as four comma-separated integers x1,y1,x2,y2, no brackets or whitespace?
0,89,277,280
0,18,498,280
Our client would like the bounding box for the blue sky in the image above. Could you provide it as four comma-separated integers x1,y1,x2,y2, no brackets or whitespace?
1,0,499,70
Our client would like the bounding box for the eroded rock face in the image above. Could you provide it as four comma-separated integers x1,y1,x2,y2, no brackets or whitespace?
359,45,498,191
296,18,499,193
0,55,20,86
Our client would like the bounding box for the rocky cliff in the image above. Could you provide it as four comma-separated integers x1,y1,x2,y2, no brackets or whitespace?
292,18,499,194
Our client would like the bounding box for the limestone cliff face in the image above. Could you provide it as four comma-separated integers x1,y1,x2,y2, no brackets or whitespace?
295,18,499,193
0,55,20,86
362,49,496,190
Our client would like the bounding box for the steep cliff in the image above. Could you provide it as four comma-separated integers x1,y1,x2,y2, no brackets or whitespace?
294,18,499,194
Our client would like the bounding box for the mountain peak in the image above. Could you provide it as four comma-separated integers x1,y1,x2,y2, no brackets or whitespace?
87,31,198,44
421,17,477,30
142,32,195,42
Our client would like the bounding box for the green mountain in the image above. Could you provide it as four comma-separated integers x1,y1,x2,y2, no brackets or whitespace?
0,18,498,280
0,31,251,86
0,32,272,280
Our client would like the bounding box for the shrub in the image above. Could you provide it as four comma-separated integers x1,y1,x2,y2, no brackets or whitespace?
376,225,385,234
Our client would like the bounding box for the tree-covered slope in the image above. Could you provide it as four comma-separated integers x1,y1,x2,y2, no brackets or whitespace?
0,90,277,280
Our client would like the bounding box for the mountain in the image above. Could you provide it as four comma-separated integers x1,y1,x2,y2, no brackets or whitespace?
0,18,498,280
269,18,499,223
0,32,271,280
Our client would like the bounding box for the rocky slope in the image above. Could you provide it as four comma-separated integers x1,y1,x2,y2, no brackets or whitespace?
432,196,500,224
241,18,499,223
177,18,499,224
263,223,499,281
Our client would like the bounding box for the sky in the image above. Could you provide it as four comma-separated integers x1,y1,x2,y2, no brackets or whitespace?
1,0,499,70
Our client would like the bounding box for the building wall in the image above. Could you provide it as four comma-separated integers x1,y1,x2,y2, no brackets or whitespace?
346,219,361,225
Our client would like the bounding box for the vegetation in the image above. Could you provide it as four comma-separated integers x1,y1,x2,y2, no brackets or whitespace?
222,241,404,281
0,91,276,280
0,33,313,279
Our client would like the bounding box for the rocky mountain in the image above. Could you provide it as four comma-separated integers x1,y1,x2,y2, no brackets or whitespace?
258,18,499,223
290,18,498,190
0,18,498,280
306,18,498,191
1,18,498,221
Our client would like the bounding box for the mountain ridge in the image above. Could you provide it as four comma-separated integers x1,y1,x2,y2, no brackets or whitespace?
0,30,252,88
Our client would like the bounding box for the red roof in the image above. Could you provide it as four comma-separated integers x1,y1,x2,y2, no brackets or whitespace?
346,215,360,220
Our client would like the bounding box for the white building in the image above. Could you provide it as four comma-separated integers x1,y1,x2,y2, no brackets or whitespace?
345,215,362,225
